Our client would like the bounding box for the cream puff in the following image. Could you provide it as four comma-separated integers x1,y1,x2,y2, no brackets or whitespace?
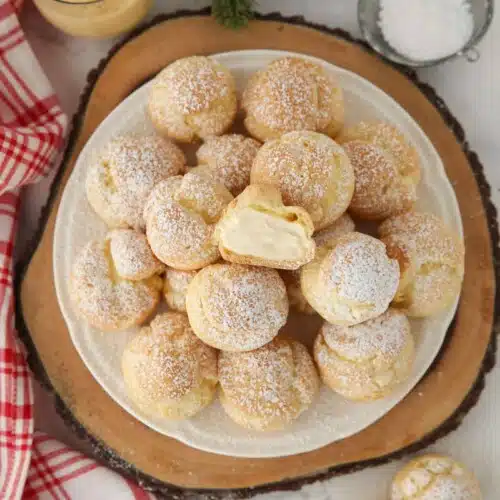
337,121,421,220
314,309,415,401
186,263,288,351
301,232,400,325
108,229,164,280
219,337,319,431
242,56,344,142
196,134,261,195
163,268,197,312
214,184,316,270
313,213,356,248
148,56,237,142
143,166,233,270
379,211,465,317
122,312,218,419
251,131,354,230
284,214,355,314
70,231,163,331
86,134,185,229
390,454,482,500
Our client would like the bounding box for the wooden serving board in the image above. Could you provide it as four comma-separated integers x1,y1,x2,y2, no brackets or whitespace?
17,11,498,497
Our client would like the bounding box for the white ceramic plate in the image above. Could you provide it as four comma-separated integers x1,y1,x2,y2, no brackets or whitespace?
53,50,463,458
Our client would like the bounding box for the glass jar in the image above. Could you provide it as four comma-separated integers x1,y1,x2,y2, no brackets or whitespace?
34,0,152,38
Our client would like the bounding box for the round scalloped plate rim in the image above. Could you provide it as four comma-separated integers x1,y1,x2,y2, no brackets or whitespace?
53,49,462,458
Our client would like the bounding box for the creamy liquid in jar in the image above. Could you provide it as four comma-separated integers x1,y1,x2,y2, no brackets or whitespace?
34,0,152,38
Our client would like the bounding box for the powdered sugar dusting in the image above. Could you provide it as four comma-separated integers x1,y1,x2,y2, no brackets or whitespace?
148,56,237,141
379,212,464,270
338,121,420,219
379,212,464,314
243,57,317,132
143,169,232,269
284,214,355,313
177,166,233,223
251,131,354,228
86,133,185,229
242,56,344,138
156,57,232,114
391,454,481,499
328,232,400,309
70,239,160,330
314,213,355,248
108,229,164,280
204,265,287,333
322,309,409,361
163,268,197,312
196,134,261,195
315,309,414,400
122,312,217,407
339,121,420,175
189,264,288,351
219,338,319,430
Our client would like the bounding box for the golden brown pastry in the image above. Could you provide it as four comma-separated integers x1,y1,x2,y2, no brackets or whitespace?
314,309,414,401
143,166,233,270
148,56,237,142
301,232,400,325
186,263,288,351
251,131,354,230
313,213,356,248
337,121,421,220
108,229,164,280
242,56,344,142
163,268,197,312
219,337,319,431
379,212,465,317
214,184,316,270
122,312,218,419
86,134,185,229
284,214,355,314
70,231,163,331
390,454,482,500
196,134,261,195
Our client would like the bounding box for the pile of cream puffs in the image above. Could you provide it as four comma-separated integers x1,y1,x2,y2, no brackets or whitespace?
71,55,465,436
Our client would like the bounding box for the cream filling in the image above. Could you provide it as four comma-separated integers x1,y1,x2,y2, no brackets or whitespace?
219,208,310,261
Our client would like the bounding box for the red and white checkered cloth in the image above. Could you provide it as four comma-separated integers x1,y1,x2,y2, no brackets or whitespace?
0,1,155,498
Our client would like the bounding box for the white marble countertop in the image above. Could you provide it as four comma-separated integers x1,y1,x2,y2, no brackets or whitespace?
18,1,500,498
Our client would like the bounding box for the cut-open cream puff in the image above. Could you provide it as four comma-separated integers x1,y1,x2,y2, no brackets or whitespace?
214,184,316,270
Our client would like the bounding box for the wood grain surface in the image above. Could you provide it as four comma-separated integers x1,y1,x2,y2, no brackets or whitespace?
19,15,495,490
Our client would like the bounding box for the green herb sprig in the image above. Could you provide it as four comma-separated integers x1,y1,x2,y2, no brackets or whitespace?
211,0,256,30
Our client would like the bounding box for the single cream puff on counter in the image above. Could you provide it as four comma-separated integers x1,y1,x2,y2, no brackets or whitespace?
390,454,482,500
214,184,316,270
